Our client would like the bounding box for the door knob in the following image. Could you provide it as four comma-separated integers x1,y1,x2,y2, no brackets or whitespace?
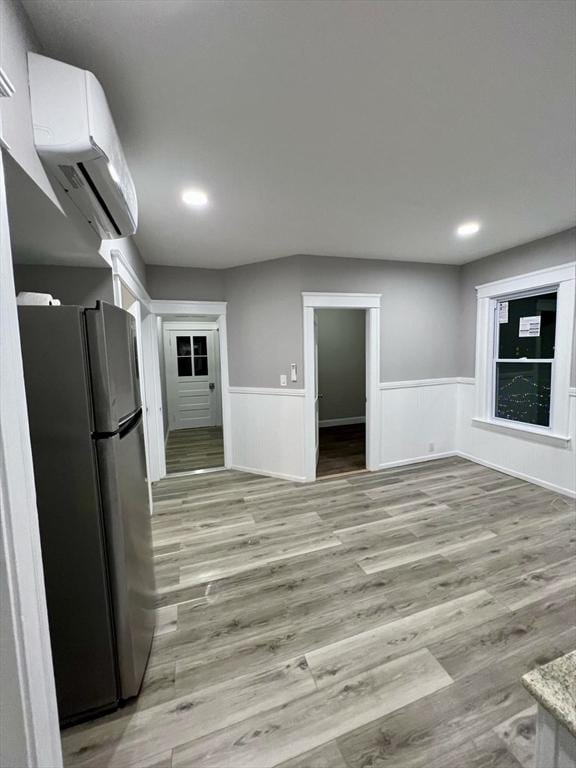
209,382,215,391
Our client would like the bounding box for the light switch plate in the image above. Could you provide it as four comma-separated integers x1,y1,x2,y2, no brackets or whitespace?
290,363,297,382
280,374,287,387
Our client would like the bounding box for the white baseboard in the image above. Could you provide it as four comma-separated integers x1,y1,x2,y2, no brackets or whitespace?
319,416,365,428
378,451,458,470
455,451,576,499
229,464,307,483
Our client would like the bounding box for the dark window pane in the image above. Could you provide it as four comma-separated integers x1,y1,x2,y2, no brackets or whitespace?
177,357,192,377
194,356,208,376
193,336,207,356
177,336,191,356
495,362,551,427
498,292,557,359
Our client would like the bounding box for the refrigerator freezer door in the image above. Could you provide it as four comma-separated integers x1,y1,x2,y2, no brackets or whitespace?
95,411,155,698
17,306,118,723
86,302,141,433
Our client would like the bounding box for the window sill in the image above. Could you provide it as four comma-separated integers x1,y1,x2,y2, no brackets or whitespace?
471,417,571,447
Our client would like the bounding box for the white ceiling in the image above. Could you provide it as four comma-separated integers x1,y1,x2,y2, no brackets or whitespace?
23,0,576,269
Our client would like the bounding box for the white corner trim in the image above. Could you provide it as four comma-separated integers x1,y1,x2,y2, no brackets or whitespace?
476,261,576,298
110,250,151,308
229,464,307,483
457,452,576,499
150,299,227,316
379,377,458,390
302,292,381,309
319,416,365,427
0,67,15,98
378,377,476,390
471,417,571,446
228,386,306,397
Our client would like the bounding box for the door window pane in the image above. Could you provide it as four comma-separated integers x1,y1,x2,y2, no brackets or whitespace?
495,362,551,427
498,292,557,359
177,336,191,356
177,357,192,377
193,336,207,356
194,356,208,376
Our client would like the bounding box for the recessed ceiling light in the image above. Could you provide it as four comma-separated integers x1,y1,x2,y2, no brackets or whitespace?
182,187,210,208
456,220,481,238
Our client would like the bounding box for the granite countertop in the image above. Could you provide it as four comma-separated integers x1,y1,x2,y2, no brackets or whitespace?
522,650,576,737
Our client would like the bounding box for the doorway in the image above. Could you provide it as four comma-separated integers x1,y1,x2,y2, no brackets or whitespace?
161,318,224,474
303,292,381,482
316,309,366,477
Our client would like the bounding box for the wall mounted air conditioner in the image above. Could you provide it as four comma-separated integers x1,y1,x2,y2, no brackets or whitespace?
28,53,138,239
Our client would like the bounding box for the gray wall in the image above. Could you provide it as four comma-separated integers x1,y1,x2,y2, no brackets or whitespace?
224,254,461,387
299,255,461,383
317,310,365,422
148,228,575,388
459,228,576,383
225,257,304,388
14,264,114,306
146,265,225,301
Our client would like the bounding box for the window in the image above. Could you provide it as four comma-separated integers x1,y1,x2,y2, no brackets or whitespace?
474,263,575,444
175,335,209,377
493,291,556,427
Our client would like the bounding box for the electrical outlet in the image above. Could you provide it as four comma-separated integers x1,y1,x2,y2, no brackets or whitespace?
280,374,287,387
428,442,435,453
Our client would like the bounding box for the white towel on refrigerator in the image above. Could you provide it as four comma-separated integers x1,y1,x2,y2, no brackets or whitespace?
16,292,61,306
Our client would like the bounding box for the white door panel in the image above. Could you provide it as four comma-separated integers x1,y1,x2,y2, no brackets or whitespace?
165,329,220,430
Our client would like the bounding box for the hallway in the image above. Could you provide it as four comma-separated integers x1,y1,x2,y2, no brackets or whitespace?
165,427,224,474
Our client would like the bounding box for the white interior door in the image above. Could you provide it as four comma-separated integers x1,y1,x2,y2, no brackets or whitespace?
314,312,319,466
166,330,219,430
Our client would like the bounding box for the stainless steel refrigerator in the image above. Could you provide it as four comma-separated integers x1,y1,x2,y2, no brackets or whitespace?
18,301,155,726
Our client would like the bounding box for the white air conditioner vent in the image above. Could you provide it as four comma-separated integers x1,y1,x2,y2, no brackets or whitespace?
28,53,138,240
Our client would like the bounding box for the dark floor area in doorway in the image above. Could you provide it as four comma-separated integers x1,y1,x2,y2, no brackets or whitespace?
317,423,366,478
165,426,224,474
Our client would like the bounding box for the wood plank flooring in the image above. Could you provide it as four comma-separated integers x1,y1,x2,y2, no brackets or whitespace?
61,457,576,768
165,426,224,474
317,423,366,477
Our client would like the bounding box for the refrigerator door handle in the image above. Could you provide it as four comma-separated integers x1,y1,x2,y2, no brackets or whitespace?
118,408,142,439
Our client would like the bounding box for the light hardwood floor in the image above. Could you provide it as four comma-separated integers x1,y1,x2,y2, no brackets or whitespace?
165,426,224,474
61,457,576,768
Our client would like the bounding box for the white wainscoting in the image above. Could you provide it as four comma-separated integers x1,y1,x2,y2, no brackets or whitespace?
226,380,575,496
379,379,458,468
228,387,307,481
457,379,576,498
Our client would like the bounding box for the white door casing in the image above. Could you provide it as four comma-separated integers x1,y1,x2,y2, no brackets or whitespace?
314,313,319,467
126,299,154,513
303,293,381,481
164,329,221,430
0,147,63,766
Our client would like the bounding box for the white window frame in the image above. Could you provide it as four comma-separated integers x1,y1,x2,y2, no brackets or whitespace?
474,262,576,446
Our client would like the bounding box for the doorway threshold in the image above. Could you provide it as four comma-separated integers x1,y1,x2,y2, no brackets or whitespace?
165,466,227,479
316,467,370,481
